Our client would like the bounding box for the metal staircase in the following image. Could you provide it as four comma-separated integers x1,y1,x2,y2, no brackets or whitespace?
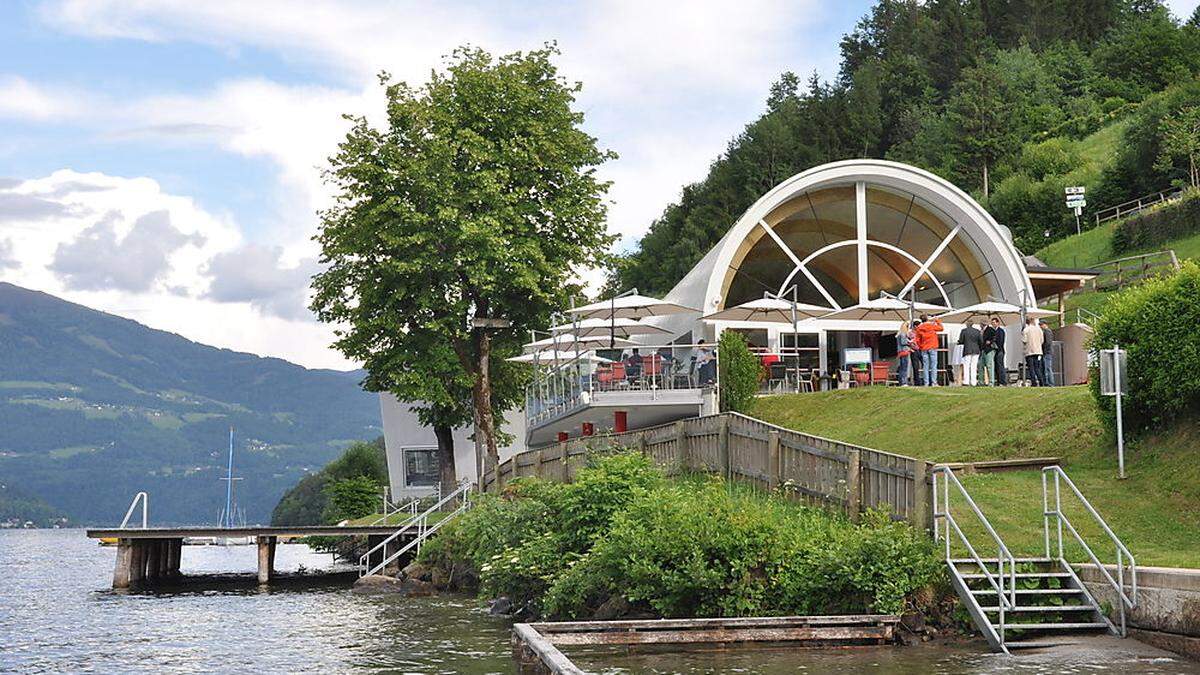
933,466,1137,654
359,480,474,578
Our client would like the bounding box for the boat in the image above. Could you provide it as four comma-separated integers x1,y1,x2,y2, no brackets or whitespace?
212,427,253,546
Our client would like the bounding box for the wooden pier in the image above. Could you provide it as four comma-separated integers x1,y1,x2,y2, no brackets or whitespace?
512,615,900,674
86,525,413,589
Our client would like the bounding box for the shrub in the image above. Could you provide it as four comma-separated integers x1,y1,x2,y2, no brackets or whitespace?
1111,188,1200,253
322,475,381,523
718,330,759,413
1091,261,1200,433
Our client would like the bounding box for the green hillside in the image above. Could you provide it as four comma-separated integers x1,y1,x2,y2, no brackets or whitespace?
0,283,381,525
752,387,1200,567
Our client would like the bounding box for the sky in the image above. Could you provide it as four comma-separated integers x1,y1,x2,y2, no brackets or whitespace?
1,0,1196,371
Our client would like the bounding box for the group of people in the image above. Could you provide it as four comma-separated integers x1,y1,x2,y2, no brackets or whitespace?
895,314,944,387
615,343,717,387
896,314,1055,387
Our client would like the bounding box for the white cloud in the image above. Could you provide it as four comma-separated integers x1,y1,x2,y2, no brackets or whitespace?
203,243,320,320
0,75,82,121
0,171,352,369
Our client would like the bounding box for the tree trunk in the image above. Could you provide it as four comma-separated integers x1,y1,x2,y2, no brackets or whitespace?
433,423,456,500
470,329,500,473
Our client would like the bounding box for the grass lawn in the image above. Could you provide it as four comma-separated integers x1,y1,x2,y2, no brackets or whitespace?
751,386,1200,568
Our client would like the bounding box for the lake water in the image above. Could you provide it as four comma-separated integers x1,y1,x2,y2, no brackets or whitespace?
1,529,1195,674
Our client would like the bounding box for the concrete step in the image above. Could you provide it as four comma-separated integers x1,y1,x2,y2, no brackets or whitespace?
960,572,1071,580
996,622,1108,631
950,558,1053,564
979,605,1095,612
971,588,1083,596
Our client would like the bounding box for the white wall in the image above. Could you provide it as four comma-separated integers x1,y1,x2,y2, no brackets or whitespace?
379,392,525,498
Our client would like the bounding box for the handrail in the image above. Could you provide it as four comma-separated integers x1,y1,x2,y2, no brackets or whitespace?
933,466,1016,650
1042,466,1137,635
1093,186,1188,227
359,480,473,577
1075,307,1101,326
120,492,148,529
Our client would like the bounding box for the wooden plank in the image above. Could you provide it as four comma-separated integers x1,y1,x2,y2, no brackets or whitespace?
512,624,585,675
545,626,891,646
847,448,861,522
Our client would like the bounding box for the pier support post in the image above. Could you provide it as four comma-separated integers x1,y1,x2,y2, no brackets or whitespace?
113,539,134,589
129,540,145,585
257,536,276,584
145,540,161,580
167,539,182,577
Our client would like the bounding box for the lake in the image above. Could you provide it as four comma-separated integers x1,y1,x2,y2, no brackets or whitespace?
1,529,1195,673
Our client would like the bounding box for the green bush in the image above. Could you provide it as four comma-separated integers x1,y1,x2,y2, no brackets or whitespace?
322,475,381,523
718,331,759,413
421,452,944,621
1091,262,1200,434
1111,188,1200,253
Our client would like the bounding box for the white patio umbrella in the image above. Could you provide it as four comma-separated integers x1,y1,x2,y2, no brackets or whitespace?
820,297,950,322
550,317,670,338
568,293,700,320
701,297,832,323
523,333,637,354
935,301,1059,324
507,351,614,366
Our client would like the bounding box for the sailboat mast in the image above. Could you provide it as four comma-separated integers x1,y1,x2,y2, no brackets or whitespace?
224,427,234,528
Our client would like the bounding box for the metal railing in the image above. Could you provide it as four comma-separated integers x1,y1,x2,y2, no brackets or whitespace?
1075,307,1101,326
1042,466,1137,636
120,492,148,529
367,484,436,526
1093,186,1188,227
359,480,473,578
524,343,717,426
933,466,1016,650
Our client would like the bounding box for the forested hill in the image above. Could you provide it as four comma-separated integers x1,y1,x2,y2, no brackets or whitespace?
0,283,380,525
612,0,1200,296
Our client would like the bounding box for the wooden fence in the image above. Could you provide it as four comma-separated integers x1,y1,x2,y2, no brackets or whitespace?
481,412,931,529
1089,249,1180,292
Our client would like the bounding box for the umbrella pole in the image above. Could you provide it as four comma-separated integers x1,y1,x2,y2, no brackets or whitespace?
791,285,799,394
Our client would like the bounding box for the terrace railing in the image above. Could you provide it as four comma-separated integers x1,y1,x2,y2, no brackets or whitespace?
524,343,717,427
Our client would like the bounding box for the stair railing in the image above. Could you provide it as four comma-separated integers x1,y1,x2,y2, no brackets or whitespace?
1042,466,1137,635
359,480,473,578
933,466,1016,648
120,492,148,529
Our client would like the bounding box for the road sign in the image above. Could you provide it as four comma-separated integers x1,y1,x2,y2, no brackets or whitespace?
1065,186,1086,195
1099,345,1128,478
1066,196,1086,206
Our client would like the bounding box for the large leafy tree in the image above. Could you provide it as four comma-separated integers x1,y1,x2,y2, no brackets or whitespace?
312,45,614,472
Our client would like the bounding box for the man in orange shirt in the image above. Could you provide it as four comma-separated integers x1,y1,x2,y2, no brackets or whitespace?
913,313,944,386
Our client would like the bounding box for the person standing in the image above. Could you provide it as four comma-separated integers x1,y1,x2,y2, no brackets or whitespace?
1039,319,1056,386
914,314,944,386
695,341,716,385
1022,317,1044,386
979,320,996,386
991,317,1007,386
896,322,914,387
958,321,983,386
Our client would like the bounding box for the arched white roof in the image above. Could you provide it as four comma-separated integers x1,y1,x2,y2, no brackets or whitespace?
661,159,1033,327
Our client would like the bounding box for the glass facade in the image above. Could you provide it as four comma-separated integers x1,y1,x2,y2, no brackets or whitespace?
721,182,996,310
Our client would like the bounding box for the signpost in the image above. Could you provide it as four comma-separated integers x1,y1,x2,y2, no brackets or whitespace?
1099,344,1128,478
1065,186,1086,235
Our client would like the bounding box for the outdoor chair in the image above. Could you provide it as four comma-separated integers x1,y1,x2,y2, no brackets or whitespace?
610,362,630,389
870,361,890,385
768,362,788,392
596,365,613,391
641,354,664,388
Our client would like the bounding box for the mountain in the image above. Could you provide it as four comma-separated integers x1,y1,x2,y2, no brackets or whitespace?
0,283,380,525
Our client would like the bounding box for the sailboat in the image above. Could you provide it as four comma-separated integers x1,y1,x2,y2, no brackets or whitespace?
187,428,254,546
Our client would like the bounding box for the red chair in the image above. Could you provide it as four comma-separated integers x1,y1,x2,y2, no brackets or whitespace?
870,361,891,385
610,362,628,388
596,365,613,389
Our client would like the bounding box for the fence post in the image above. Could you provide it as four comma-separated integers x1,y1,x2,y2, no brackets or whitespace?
534,450,545,479
767,430,781,491
637,432,648,458
560,440,569,483
718,415,731,482
847,448,862,523
675,420,688,471
912,460,928,531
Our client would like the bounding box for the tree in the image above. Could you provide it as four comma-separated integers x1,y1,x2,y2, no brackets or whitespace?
718,331,759,413
323,475,381,523
945,63,1015,199
312,45,614,473
1155,105,1200,188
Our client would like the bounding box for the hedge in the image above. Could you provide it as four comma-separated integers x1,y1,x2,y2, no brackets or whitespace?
1090,261,1200,434
1111,188,1200,253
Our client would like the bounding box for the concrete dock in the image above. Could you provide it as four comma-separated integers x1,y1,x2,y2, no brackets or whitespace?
86,526,413,588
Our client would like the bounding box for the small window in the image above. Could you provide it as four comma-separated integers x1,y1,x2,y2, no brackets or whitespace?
404,447,439,487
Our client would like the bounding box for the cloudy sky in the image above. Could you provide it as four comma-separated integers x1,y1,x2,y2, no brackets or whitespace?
2,1,1196,370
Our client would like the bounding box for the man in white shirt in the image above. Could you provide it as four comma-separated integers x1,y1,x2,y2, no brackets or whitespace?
1021,317,1045,386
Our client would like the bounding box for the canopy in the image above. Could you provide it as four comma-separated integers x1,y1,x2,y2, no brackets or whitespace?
936,301,1059,324
820,297,950,322
523,333,637,354
506,351,614,366
702,297,832,323
568,293,699,320
550,317,670,338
